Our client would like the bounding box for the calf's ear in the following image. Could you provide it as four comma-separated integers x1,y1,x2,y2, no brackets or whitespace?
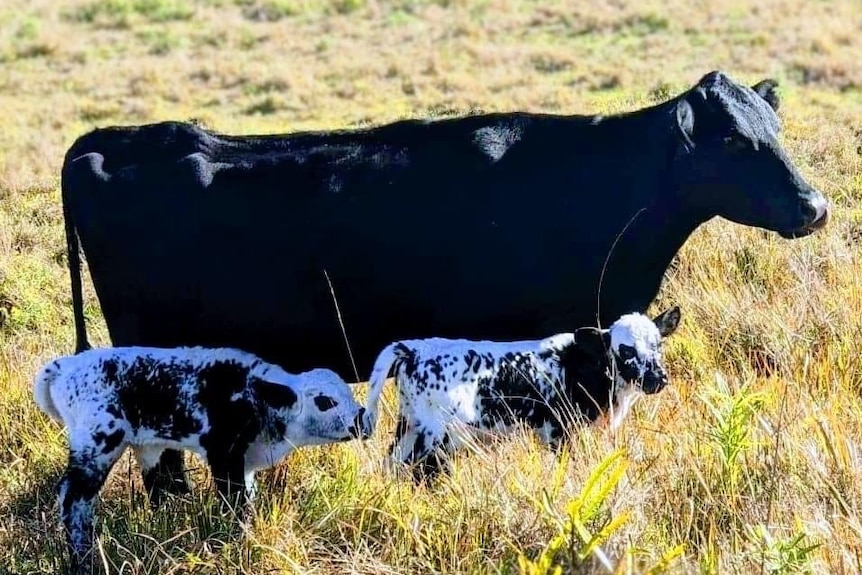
653,306,681,338
252,378,298,410
575,327,611,360
751,79,780,111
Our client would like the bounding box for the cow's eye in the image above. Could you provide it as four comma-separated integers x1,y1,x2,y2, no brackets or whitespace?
723,134,750,152
314,395,338,411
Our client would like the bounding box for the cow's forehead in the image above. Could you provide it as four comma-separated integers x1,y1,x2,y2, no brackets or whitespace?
701,74,781,140
608,314,660,354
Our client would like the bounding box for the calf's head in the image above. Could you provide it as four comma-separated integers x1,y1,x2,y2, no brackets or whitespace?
673,71,828,238
256,368,365,447
576,306,681,395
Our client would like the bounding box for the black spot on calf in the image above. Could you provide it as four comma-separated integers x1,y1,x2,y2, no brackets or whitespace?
114,357,203,439
253,378,298,410
93,429,125,454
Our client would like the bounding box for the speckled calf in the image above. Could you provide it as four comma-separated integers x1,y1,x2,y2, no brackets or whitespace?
34,346,365,564
362,308,681,480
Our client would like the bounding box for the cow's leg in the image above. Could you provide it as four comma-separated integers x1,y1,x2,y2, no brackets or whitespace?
57,430,125,570
413,431,451,482
208,450,250,514
133,445,178,507
147,450,191,501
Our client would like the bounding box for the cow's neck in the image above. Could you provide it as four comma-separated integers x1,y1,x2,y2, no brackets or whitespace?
597,200,704,318
555,100,709,327
601,104,711,316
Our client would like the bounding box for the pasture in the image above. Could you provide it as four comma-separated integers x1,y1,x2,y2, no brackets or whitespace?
1,0,861,573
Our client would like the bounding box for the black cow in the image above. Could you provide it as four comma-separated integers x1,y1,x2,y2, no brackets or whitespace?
60,70,829,497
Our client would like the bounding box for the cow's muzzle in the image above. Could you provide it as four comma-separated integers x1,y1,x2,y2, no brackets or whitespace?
779,193,830,239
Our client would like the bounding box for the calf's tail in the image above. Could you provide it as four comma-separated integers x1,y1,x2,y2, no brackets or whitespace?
34,360,63,423
361,342,408,436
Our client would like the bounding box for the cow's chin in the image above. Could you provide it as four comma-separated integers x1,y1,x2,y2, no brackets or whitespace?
777,226,818,239
777,210,830,239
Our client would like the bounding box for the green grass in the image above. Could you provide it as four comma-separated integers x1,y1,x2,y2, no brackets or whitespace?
64,0,196,28
2,0,862,572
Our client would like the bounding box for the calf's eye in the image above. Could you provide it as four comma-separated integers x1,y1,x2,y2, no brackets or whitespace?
314,395,338,411
618,345,636,360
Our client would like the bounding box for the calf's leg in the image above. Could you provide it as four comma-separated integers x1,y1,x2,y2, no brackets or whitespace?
387,416,411,461
411,429,451,483
536,418,567,452
57,430,125,570
388,415,427,470
397,419,450,483
244,470,258,503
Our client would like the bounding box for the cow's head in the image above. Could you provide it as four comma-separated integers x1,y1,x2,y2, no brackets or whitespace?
256,368,365,447
673,71,828,238
576,306,680,395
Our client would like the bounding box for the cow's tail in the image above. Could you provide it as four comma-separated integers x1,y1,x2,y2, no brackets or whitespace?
361,342,409,437
34,360,63,423
61,155,91,354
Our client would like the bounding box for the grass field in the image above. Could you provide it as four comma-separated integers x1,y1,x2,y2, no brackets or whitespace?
2,0,862,573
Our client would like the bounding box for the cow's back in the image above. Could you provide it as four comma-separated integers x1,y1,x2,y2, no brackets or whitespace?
63,122,217,172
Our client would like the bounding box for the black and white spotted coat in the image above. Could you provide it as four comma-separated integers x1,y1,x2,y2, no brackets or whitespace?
361,308,680,478
34,346,365,564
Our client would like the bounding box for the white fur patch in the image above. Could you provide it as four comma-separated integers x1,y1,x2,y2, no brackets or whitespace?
608,382,642,432
608,313,661,357
473,124,522,163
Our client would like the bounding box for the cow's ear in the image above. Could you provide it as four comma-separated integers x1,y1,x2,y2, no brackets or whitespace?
751,79,780,112
653,306,681,338
675,98,696,151
252,377,298,411
575,327,611,360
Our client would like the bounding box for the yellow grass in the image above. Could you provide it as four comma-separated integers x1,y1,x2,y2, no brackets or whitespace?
2,0,862,573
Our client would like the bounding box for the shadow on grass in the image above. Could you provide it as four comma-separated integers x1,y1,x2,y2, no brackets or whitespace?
0,467,75,574
1,456,251,574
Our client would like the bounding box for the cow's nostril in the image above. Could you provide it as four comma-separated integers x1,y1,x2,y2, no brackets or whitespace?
800,194,829,227
799,200,818,223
